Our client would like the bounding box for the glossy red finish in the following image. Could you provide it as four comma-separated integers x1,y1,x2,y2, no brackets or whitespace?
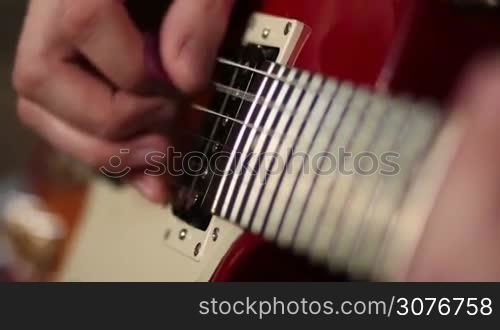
385,0,500,101
262,0,413,86
211,233,345,282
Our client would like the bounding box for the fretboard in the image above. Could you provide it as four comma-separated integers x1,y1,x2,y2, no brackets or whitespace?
207,62,461,280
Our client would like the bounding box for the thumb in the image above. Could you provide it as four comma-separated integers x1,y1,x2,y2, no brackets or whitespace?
159,0,236,94
409,53,500,281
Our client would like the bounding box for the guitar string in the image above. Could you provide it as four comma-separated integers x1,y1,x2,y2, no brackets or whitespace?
185,59,428,166
177,60,298,210
211,58,334,121
166,58,339,151
175,58,376,208
217,58,313,90
190,79,336,143
178,59,281,205
191,104,284,140
186,57,360,145
196,59,257,207
184,58,243,203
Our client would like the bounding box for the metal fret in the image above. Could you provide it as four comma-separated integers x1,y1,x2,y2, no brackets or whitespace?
209,63,454,280
248,71,312,234
373,107,454,281
291,82,354,252
240,68,299,229
228,65,287,225
324,98,415,271
214,63,276,219
271,76,331,244
306,87,377,262
232,67,290,228
273,79,338,247
278,86,370,248
261,74,324,240
347,105,442,278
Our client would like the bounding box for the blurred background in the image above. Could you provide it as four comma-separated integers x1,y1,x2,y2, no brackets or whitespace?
0,0,34,280
0,0,32,176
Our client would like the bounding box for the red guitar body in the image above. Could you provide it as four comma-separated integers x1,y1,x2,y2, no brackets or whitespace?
19,0,500,282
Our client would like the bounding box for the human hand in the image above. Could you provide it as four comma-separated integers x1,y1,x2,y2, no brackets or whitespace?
13,0,235,203
409,53,500,281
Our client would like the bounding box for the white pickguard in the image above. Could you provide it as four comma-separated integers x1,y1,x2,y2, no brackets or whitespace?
57,179,243,282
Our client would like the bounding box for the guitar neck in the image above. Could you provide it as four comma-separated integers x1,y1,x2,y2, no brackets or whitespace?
175,58,462,281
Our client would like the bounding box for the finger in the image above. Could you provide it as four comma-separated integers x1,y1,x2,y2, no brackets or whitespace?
128,173,170,205
15,60,175,139
160,0,235,93
60,0,148,91
17,98,169,170
409,55,500,281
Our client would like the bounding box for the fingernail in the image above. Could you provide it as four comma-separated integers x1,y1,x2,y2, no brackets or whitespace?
129,134,167,159
132,179,157,202
131,177,167,204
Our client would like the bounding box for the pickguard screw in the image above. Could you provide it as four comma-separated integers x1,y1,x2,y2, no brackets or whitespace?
194,242,202,256
284,22,292,35
212,227,220,242
262,28,271,39
164,229,171,240
179,228,188,240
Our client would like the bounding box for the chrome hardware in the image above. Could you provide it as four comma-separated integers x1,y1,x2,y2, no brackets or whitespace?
262,28,271,39
163,207,241,263
178,228,188,241
212,227,220,242
194,242,202,257
163,229,171,240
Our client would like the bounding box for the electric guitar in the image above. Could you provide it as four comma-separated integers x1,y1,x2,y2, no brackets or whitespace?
6,0,500,282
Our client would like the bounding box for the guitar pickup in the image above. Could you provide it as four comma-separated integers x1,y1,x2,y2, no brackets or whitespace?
242,13,310,65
